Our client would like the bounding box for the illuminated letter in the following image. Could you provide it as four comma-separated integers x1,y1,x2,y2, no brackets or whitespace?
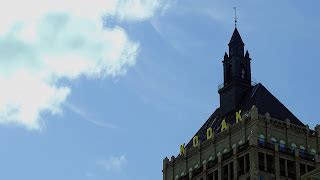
180,143,185,155
236,110,242,123
221,119,228,132
193,136,199,147
207,127,213,139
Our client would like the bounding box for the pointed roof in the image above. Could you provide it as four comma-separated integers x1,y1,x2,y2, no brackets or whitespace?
229,28,244,45
239,83,303,126
185,83,304,149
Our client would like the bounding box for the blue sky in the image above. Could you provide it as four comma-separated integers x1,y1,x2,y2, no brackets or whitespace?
0,0,319,180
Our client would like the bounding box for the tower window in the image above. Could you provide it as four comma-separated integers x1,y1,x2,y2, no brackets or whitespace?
241,64,246,79
227,64,232,82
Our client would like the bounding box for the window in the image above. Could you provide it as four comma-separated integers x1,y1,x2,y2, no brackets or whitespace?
223,165,228,180
300,163,306,175
207,173,213,180
279,140,286,152
287,160,295,178
240,64,246,79
245,154,250,173
299,146,306,157
266,154,274,173
258,152,265,171
238,156,245,175
230,162,234,180
227,64,232,82
258,134,265,144
279,158,286,176
214,170,218,180
291,143,297,154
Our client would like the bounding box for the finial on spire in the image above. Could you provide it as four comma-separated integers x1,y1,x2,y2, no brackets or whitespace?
233,7,238,28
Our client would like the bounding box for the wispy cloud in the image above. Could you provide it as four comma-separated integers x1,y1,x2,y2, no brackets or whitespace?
85,172,95,178
97,155,127,172
64,102,117,129
0,0,169,130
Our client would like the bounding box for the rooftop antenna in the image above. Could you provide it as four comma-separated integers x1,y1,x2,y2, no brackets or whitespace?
233,7,238,28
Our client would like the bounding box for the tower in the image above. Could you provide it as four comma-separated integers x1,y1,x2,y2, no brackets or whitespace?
163,25,320,180
219,28,252,116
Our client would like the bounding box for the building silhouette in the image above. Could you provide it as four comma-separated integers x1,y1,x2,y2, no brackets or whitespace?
162,27,320,180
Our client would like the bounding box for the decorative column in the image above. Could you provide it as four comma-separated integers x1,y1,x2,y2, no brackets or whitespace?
306,125,310,151
217,152,222,180
275,145,280,180
295,149,300,179
249,106,258,146
203,160,207,180
171,156,175,180
250,105,258,121
163,157,169,180
249,106,259,179
315,125,320,154
232,144,238,180
265,112,271,142
249,149,258,180
285,118,290,146
189,167,193,179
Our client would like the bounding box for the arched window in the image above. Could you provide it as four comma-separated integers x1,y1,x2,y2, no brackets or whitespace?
291,143,297,149
241,63,246,79
239,140,243,145
279,140,286,152
223,148,228,153
270,137,277,144
258,134,265,144
227,64,232,82
290,143,297,154
299,145,305,154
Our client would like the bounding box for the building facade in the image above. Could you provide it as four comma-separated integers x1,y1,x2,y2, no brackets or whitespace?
162,28,320,180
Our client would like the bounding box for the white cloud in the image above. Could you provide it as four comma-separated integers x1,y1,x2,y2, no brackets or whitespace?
0,0,168,130
97,155,127,172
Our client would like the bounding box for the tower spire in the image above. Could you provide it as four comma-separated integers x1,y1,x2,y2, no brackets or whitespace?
233,7,238,28
219,26,251,115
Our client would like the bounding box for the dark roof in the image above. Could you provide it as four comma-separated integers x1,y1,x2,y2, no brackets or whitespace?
229,28,244,45
239,83,303,126
186,83,304,148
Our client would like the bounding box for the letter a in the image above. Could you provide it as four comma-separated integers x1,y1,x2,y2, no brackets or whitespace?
221,119,228,132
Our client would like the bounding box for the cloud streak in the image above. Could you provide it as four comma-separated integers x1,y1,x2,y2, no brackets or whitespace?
64,102,117,129
0,0,168,130
97,155,127,172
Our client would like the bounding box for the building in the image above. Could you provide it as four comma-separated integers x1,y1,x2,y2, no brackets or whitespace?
162,27,320,180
